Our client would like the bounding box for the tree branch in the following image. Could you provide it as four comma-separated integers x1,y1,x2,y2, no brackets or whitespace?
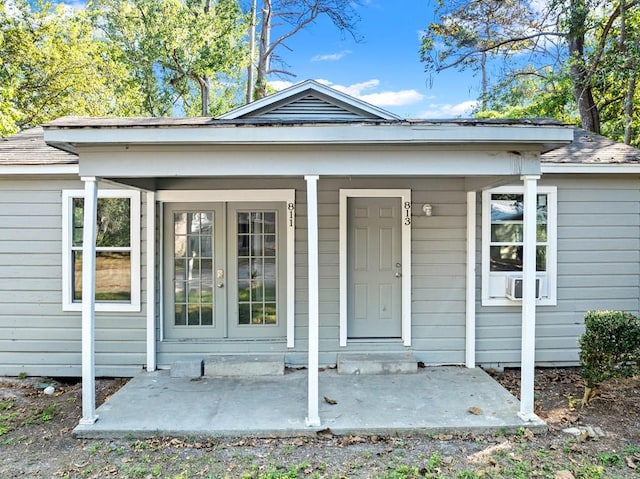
435,31,565,72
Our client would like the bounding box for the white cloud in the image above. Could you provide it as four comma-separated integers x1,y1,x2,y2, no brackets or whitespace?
314,79,425,107
359,90,425,107
416,100,478,119
268,80,295,91
266,78,426,110
311,50,352,62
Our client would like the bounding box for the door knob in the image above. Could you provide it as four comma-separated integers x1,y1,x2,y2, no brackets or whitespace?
395,272,402,278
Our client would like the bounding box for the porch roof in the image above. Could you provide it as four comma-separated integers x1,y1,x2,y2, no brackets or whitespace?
43,117,572,154
40,117,573,180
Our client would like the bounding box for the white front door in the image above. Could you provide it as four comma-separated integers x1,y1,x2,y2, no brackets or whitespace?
163,202,287,340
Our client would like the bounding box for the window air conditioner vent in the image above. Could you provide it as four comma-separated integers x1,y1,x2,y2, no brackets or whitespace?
506,276,541,300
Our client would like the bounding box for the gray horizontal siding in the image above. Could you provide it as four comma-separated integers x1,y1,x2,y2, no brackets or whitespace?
157,176,469,367
5,173,637,374
0,178,147,377
477,175,640,367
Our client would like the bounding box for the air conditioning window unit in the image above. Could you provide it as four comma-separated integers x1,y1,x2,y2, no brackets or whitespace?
506,276,541,300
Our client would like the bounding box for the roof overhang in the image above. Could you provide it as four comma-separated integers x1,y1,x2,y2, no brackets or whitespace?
43,121,573,155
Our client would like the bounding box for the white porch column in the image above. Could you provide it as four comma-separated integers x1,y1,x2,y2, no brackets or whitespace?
305,175,321,427
80,177,98,425
465,191,476,369
146,192,156,371
519,174,540,421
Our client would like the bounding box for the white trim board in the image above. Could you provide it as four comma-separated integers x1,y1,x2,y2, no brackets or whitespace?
156,189,296,348
62,188,141,312
339,189,412,347
0,164,79,175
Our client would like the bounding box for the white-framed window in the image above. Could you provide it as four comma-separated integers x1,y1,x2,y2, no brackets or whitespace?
62,189,141,312
481,185,557,306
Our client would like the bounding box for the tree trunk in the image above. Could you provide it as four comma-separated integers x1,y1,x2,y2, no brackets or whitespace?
197,75,210,116
246,0,258,104
567,0,601,134
624,70,636,144
255,0,271,100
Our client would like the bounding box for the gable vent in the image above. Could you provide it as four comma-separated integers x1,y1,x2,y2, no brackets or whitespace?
248,95,377,121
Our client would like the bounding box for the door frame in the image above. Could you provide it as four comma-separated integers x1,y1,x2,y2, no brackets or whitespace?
339,189,412,346
156,190,296,347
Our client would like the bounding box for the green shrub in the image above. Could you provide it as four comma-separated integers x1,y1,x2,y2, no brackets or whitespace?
579,310,640,404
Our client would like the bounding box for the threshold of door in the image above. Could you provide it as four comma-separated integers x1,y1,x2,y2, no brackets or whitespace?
337,352,417,375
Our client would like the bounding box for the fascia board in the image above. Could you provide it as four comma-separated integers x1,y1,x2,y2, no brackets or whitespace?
44,124,573,147
542,163,640,173
0,164,79,175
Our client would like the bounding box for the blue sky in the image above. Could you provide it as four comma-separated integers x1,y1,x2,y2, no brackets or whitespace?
54,0,480,118
266,0,480,119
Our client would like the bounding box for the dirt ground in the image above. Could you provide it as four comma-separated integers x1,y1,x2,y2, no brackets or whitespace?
0,368,639,478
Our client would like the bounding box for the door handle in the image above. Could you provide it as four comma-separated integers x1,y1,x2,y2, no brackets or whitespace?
216,269,224,288
395,272,402,278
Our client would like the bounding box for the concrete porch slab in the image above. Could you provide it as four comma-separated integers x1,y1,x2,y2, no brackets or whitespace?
73,366,546,439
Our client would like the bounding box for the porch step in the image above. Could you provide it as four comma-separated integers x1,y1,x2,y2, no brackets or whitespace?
337,352,417,375
204,354,285,377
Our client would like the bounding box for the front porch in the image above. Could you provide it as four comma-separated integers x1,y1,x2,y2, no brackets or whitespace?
73,366,545,438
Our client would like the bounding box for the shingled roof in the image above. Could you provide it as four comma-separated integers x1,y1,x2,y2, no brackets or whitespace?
542,128,640,165
0,127,77,165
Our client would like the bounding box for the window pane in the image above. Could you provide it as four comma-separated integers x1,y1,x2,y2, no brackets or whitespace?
490,246,547,272
490,245,522,271
73,197,131,247
251,212,263,233
238,303,250,324
201,305,213,326
537,224,547,242
537,194,548,223
174,213,187,235
491,224,523,243
73,199,84,246
187,304,200,326
175,304,186,325
252,303,264,324
264,303,277,324
237,212,250,233
264,235,276,256
96,198,130,247
73,251,131,301
263,212,276,233
491,195,523,222
537,246,547,272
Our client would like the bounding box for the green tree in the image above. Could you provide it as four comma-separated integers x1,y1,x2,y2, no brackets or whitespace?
421,0,537,112
422,0,640,145
90,0,249,116
0,0,141,137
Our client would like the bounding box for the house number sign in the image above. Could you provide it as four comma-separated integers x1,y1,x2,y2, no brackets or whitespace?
403,201,411,225
287,202,295,227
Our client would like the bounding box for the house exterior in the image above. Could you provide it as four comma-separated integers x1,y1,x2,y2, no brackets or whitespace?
1,80,639,425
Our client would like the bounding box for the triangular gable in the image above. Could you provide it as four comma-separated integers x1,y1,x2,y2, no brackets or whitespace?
219,80,401,121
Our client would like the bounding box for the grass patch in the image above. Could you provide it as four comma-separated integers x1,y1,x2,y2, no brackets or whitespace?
0,399,18,436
